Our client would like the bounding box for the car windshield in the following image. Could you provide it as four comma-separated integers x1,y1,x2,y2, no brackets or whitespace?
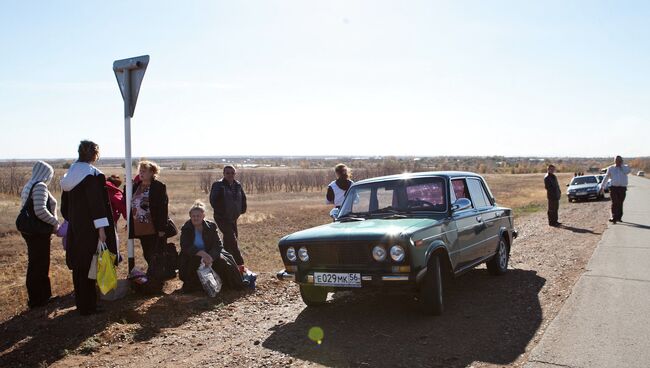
338,177,447,218
596,175,603,183
571,176,597,185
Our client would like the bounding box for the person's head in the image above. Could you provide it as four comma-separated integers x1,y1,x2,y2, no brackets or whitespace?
138,161,160,183
615,155,623,167
547,164,556,174
106,174,122,187
78,140,99,164
335,163,350,180
31,160,54,185
223,165,236,183
189,201,206,227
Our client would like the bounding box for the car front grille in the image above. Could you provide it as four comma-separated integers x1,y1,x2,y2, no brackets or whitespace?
303,242,372,266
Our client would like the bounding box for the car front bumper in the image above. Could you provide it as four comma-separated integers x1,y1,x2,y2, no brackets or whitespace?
276,269,413,287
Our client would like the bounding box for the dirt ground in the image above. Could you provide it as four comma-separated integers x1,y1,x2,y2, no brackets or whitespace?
0,196,610,368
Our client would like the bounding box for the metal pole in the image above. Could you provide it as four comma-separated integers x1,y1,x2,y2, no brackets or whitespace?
123,69,135,272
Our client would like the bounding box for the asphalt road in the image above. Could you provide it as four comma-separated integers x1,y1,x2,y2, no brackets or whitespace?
526,175,650,368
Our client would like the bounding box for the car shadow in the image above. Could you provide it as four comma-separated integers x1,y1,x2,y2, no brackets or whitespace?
263,269,545,368
558,224,602,235
0,284,250,367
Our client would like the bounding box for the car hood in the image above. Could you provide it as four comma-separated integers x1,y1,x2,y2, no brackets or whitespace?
281,218,440,244
568,183,599,190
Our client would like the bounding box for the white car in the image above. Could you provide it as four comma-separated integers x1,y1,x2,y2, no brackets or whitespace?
638,171,646,177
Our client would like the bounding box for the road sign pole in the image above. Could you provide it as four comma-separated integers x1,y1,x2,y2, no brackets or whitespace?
113,55,149,273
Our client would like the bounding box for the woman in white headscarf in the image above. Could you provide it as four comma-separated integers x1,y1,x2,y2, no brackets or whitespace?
19,160,60,308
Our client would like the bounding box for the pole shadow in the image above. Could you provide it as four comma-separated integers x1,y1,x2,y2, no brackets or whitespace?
263,269,545,368
558,224,602,235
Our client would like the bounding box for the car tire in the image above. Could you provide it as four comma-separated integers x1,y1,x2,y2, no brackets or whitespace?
419,254,444,316
299,284,328,306
487,237,509,276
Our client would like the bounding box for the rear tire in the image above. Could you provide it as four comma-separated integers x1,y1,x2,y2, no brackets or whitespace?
299,284,328,306
419,254,444,316
487,237,509,276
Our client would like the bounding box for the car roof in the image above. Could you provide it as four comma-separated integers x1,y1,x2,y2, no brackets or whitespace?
572,175,598,179
354,171,482,185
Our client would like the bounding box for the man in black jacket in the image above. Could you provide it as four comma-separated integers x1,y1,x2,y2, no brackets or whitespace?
209,165,247,271
544,164,562,227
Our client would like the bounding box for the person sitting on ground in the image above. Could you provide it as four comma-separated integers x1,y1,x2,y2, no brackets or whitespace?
179,201,244,293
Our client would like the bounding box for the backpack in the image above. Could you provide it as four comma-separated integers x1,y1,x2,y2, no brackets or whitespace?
16,184,54,235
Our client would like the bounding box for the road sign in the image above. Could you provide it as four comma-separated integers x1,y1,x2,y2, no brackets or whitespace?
113,55,149,272
113,55,149,118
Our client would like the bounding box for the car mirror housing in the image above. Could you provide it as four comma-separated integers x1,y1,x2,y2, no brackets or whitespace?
451,198,472,212
329,207,340,220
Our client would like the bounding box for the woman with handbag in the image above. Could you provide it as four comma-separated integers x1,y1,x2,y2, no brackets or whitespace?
18,160,60,308
60,140,118,316
178,201,244,293
128,161,170,280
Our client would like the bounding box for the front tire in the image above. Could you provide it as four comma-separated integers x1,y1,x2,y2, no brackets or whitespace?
419,254,444,316
487,237,509,275
299,284,328,306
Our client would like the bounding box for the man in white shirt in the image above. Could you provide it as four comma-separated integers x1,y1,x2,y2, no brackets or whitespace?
600,156,631,224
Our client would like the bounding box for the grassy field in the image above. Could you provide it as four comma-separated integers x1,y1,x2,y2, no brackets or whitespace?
0,169,573,320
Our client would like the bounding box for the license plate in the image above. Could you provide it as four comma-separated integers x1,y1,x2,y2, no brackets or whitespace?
314,272,362,288
577,192,587,196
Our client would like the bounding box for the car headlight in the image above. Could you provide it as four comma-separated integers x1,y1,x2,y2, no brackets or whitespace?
286,247,297,262
390,245,406,262
372,245,387,262
298,247,309,262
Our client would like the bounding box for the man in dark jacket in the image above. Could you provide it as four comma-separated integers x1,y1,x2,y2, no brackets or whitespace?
544,164,562,227
209,165,247,270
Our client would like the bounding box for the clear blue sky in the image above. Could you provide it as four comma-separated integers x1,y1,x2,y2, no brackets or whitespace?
1,1,648,159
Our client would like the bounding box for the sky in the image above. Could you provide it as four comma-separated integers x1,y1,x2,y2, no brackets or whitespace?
0,0,648,160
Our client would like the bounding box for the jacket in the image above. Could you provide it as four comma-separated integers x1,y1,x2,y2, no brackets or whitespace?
179,220,223,257
209,179,247,221
106,180,127,223
544,173,561,201
128,179,169,239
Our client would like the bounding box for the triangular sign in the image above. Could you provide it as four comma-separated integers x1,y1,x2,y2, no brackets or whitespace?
113,55,149,118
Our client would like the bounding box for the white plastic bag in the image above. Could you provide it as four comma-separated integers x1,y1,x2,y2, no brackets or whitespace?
197,262,222,297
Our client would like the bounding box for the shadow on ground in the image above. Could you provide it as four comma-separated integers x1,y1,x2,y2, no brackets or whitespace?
263,269,545,368
0,285,248,367
558,224,602,235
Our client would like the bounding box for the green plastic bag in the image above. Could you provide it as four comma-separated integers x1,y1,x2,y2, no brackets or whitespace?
97,242,117,295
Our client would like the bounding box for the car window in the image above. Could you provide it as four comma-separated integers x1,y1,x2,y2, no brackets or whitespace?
451,179,470,202
467,178,491,208
406,182,445,207
570,176,598,185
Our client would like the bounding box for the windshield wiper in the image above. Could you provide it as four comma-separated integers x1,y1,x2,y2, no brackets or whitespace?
337,213,366,222
367,207,408,218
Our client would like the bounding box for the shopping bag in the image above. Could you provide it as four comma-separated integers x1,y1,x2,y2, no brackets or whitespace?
87,241,101,280
197,262,222,297
97,242,117,295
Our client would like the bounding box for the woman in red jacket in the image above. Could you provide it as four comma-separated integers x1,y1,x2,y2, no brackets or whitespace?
106,175,127,224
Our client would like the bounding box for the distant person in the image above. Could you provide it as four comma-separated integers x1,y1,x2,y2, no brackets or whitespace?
128,161,169,278
209,165,247,272
178,201,244,292
544,164,561,227
600,156,631,224
18,161,60,308
326,163,354,208
61,140,118,315
106,175,127,224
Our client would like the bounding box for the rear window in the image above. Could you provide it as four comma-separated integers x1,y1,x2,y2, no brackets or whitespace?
571,176,598,185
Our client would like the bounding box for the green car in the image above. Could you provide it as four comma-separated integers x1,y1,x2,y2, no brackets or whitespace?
277,171,517,315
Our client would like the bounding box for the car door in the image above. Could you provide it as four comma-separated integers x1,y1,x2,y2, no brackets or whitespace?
467,178,500,258
449,178,482,268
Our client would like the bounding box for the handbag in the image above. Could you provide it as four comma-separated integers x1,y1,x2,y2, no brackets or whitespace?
164,218,178,238
16,184,54,235
197,262,222,297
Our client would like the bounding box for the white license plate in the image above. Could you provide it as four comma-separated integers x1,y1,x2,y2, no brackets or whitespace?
314,272,362,288
577,192,587,196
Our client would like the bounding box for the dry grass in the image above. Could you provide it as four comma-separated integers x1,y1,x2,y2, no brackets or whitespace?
0,169,567,321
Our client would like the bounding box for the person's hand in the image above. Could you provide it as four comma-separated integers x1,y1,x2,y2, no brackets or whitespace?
98,227,107,243
52,223,60,234
201,254,214,268
158,231,166,238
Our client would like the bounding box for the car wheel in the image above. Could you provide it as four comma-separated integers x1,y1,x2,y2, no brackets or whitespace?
487,237,509,276
299,284,328,306
419,254,444,316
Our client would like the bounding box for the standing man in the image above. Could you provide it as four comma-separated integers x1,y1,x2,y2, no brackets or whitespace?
600,155,631,224
210,165,247,272
544,164,562,227
326,163,354,208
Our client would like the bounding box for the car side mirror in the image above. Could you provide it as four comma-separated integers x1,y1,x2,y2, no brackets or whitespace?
451,198,472,212
329,207,340,220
